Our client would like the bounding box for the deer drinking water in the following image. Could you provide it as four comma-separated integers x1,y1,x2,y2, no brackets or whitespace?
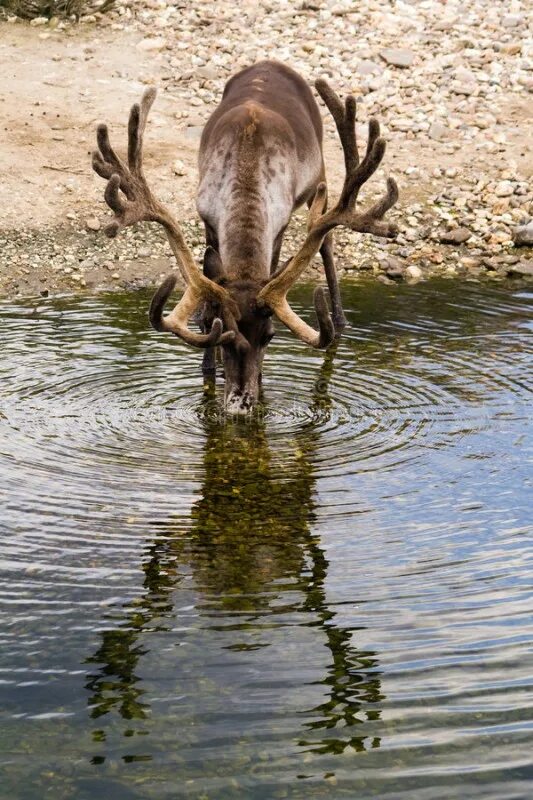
92,61,399,414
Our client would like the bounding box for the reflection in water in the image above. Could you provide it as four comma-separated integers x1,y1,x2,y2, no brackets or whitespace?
84,348,383,758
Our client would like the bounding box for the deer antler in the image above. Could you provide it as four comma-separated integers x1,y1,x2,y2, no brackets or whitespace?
92,88,236,348
258,79,399,348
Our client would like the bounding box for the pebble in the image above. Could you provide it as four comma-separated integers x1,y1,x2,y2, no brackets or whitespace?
379,48,415,68
439,228,472,245
494,181,515,198
136,37,166,52
173,159,187,176
428,122,449,141
85,217,101,232
512,221,533,247
507,261,533,277
404,265,423,282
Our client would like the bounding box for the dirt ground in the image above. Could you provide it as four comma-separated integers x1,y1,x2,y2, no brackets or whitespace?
0,18,531,299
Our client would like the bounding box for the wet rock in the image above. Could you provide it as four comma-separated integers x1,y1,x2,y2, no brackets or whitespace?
379,48,415,68
506,261,533,277
404,265,423,282
439,227,472,245
382,257,406,280
512,221,533,247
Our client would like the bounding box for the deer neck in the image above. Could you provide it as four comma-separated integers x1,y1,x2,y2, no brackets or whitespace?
218,179,272,281
198,112,294,282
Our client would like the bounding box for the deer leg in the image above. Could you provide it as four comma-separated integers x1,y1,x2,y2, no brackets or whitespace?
319,232,346,332
201,225,218,378
307,186,346,331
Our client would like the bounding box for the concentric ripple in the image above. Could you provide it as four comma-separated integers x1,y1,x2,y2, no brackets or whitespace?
0,279,532,800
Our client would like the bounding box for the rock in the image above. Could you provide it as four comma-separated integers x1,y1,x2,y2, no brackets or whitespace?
439,227,472,245
404,265,423,282
506,261,533,277
173,159,187,176
376,274,394,285
512,221,533,247
356,60,382,76
136,38,166,52
450,81,476,96
197,66,218,80
494,181,514,198
138,247,152,259
85,217,101,232
502,14,523,27
382,257,405,280
428,122,449,141
461,257,482,269
379,48,415,68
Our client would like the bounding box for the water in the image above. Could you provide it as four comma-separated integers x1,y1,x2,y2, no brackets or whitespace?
0,279,531,799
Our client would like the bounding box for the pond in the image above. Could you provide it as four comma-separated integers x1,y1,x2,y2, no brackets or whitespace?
0,278,532,799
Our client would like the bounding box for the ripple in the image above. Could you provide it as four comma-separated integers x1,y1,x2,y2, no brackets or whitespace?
0,279,532,799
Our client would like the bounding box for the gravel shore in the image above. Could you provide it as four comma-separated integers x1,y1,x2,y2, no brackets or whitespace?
1,0,532,299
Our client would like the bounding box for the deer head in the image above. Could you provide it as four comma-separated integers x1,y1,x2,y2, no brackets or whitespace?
92,82,398,414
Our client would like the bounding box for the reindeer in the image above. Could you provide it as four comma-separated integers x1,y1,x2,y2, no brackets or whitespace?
92,61,399,414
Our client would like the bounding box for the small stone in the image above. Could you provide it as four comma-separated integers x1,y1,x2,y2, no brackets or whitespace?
512,221,533,247
405,265,423,282
173,159,187,176
197,66,218,80
138,247,152,259
502,14,523,27
381,257,405,280
428,122,449,141
379,48,415,68
112,272,120,279
356,60,382,77
29,16,48,26
85,217,101,232
461,257,482,269
136,38,166,52
450,81,476,96
439,227,472,245
507,261,533,277
494,181,514,198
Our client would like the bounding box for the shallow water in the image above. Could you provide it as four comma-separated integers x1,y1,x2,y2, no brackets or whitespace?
0,279,532,799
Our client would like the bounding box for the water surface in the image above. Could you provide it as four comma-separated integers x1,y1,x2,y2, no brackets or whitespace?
0,279,532,799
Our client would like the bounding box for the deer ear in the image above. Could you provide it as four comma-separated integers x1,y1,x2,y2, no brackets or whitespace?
203,246,226,281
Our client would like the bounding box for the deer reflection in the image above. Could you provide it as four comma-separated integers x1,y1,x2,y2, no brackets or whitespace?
85,347,383,755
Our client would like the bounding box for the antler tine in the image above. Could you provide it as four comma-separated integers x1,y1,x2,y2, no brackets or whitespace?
149,275,235,349
315,79,358,172
92,88,239,350
128,87,156,175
